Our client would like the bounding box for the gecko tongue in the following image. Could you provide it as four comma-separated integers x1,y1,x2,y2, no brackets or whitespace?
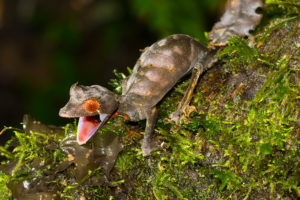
77,114,108,145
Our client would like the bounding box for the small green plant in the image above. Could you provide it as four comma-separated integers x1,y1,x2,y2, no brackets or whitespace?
108,67,132,94
158,128,203,165
114,151,136,173
217,37,258,70
0,171,10,200
210,169,242,191
152,170,186,200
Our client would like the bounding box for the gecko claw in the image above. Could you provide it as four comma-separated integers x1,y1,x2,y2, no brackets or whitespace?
169,105,197,125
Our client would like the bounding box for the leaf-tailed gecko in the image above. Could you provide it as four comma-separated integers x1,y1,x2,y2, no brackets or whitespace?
59,0,263,156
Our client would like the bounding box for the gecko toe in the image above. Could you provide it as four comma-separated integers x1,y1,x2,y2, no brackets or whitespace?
169,111,182,125
169,105,197,125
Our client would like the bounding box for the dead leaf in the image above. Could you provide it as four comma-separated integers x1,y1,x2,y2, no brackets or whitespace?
208,0,263,46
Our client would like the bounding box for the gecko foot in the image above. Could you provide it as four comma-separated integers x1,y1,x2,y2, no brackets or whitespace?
141,140,160,157
169,105,197,125
169,110,182,125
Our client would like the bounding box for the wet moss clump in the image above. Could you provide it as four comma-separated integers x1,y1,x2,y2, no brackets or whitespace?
0,1,300,199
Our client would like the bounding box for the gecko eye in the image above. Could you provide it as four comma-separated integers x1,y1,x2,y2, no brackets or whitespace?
85,99,100,113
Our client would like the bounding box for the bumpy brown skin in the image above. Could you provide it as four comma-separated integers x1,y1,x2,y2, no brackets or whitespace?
119,34,209,121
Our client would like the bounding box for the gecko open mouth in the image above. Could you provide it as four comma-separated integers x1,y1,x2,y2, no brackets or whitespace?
77,113,110,145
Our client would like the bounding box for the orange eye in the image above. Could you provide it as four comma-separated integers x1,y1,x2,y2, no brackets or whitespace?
85,100,100,112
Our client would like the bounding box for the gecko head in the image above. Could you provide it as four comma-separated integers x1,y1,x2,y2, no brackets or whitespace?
59,83,119,145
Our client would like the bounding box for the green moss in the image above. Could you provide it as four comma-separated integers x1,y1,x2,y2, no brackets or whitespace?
217,37,258,71
265,0,300,14
108,68,129,94
0,171,10,200
158,128,203,165
114,151,136,173
152,170,185,200
180,17,299,198
10,129,65,178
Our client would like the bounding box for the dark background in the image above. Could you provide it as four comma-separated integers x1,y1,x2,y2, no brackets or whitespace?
0,0,224,138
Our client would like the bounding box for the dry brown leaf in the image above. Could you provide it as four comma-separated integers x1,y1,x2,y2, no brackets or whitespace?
208,0,263,46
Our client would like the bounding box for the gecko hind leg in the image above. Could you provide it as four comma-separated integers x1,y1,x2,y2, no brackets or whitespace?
141,107,159,156
169,67,203,124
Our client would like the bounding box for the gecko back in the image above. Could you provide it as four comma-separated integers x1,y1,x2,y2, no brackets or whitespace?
118,34,209,121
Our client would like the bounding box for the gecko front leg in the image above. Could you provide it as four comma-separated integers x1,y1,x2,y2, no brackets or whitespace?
141,107,158,156
169,67,203,124
169,49,218,124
